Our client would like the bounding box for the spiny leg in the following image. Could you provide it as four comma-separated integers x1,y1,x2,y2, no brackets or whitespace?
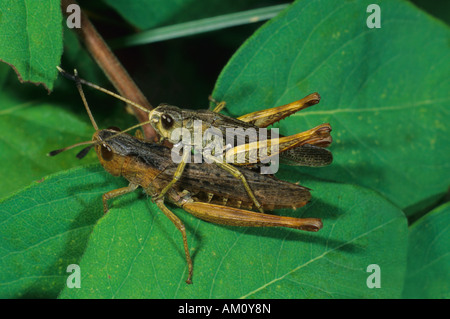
224,123,332,165
217,161,264,213
236,93,321,128
204,153,264,213
102,183,139,214
182,201,322,231
155,147,190,200
155,199,193,284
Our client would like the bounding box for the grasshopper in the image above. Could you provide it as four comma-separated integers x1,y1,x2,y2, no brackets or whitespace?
56,67,332,214
50,70,322,284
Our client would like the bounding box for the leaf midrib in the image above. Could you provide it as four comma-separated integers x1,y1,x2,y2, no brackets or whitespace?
239,217,399,298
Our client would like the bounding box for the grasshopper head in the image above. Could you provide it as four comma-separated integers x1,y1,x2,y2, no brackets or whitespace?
92,128,126,177
149,104,184,143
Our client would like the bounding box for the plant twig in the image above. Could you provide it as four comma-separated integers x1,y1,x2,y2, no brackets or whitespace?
60,0,158,141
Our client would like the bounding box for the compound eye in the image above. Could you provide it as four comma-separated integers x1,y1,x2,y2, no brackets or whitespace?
100,144,113,161
161,113,174,130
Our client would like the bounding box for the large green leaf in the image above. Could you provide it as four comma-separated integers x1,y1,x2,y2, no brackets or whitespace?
0,164,408,298
30,166,406,299
213,0,450,213
403,202,450,298
0,166,119,298
0,29,134,200
0,0,63,91
0,0,445,299
0,64,95,199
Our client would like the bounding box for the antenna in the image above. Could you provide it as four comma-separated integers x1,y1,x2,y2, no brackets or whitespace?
49,67,158,157
74,69,99,131
48,68,103,157
48,140,94,157
56,66,151,115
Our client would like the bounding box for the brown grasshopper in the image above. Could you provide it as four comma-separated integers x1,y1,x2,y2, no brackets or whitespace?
50,70,322,284
56,67,332,214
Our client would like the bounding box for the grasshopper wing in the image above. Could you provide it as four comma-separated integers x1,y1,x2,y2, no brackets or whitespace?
158,161,311,211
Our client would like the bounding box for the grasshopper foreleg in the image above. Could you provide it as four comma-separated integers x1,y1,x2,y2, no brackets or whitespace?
156,147,190,200
212,101,226,113
102,183,139,214
208,95,227,113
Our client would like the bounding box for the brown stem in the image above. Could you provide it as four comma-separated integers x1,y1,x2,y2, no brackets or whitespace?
60,0,158,141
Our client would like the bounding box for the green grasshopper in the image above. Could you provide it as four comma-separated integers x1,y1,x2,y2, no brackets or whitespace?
50,69,322,284
56,67,332,214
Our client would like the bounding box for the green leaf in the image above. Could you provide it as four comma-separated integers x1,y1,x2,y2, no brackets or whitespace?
0,165,123,298
403,202,450,298
0,27,135,200
0,0,443,299
40,167,406,299
0,64,95,200
410,0,450,25
213,0,450,213
0,0,63,91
